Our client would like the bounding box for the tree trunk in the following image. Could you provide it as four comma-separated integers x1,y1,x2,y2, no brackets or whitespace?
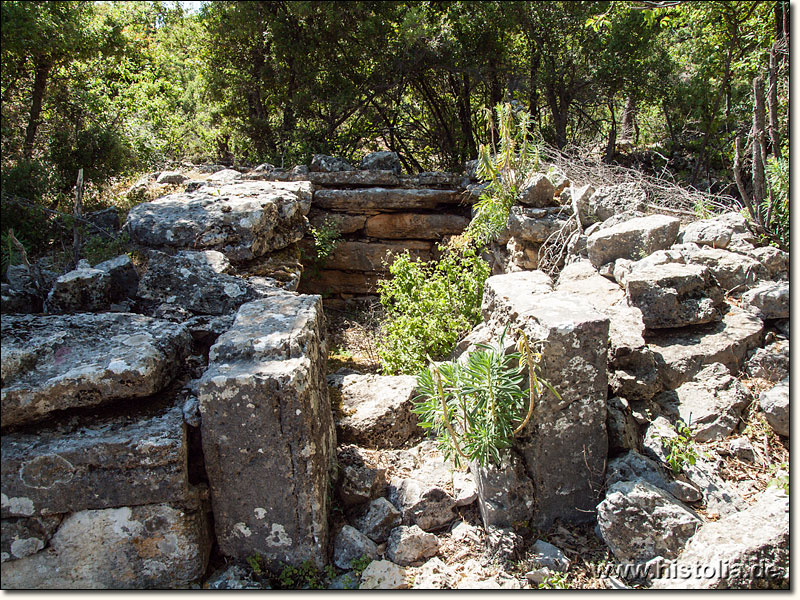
767,45,782,159
751,75,767,214
23,58,52,160
605,99,617,163
733,130,753,217
620,95,636,142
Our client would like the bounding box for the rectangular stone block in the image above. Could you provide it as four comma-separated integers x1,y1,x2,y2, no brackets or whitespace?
470,275,609,530
298,270,382,295
1,404,189,518
313,188,467,212
245,170,401,187
197,295,336,569
364,213,469,239
324,241,433,272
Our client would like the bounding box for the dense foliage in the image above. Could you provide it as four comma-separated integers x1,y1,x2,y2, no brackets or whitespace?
377,238,490,375
0,1,789,258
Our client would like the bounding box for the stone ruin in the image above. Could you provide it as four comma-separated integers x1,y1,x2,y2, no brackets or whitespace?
0,152,789,589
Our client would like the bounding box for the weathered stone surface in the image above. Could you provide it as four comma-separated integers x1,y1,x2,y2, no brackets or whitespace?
364,213,468,239
519,173,556,207
1,313,190,428
156,171,188,185
206,168,242,184
247,169,400,187
332,525,378,570
0,503,210,589
741,281,789,320
138,251,275,316
680,246,765,292
359,559,408,589
1,515,62,562
388,476,457,532
45,267,111,313
747,245,788,279
404,171,470,188
473,280,609,529
354,497,402,543
323,240,432,272
328,372,420,448
204,563,265,589
504,206,569,244
607,396,640,454
648,306,763,390
183,314,235,347
586,183,647,223
571,184,596,228
452,470,478,506
309,211,367,235
625,263,722,329
386,525,439,566
311,154,352,172
651,486,788,589
643,417,747,517
197,295,335,569
759,377,788,437
2,264,58,313
336,445,387,507
126,181,312,262
313,188,466,212
679,216,735,248
653,363,750,442
606,451,702,504
597,480,701,563
556,260,658,400
412,556,450,589
176,249,233,274
530,540,570,572
587,214,680,268
1,404,188,518
471,453,535,530
95,254,139,302
360,151,401,174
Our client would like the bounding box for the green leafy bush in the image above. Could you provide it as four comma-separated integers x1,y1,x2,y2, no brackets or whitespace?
377,237,490,375
660,420,701,474
309,216,342,265
413,328,558,468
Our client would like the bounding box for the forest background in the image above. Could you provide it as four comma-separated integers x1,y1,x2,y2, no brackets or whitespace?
0,0,789,259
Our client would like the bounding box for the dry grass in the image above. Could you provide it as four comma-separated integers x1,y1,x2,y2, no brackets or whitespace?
324,298,384,374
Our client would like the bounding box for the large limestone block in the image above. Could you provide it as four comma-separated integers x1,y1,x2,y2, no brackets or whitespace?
681,246,766,292
309,211,367,235
648,307,763,390
137,250,276,316
1,514,63,562
323,240,433,272
1,503,210,589
125,181,313,261
741,281,789,320
760,377,789,437
1,313,191,428
328,372,421,448
44,267,111,313
518,173,556,207
473,276,609,529
586,183,647,223
1,404,189,518
360,151,402,174
597,480,701,563
651,486,788,589
364,213,468,239
653,363,751,442
313,188,465,213
197,295,336,569
587,214,680,268
504,206,569,244
625,263,723,329
556,261,658,399
246,169,401,187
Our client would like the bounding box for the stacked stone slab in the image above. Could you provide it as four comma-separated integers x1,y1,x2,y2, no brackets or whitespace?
244,169,474,296
197,294,336,570
1,313,210,589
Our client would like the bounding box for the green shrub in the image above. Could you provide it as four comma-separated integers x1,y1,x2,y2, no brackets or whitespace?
377,237,490,375
660,420,701,474
764,152,789,249
413,328,558,468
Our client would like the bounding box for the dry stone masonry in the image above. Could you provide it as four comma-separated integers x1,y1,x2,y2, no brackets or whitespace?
0,155,789,589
